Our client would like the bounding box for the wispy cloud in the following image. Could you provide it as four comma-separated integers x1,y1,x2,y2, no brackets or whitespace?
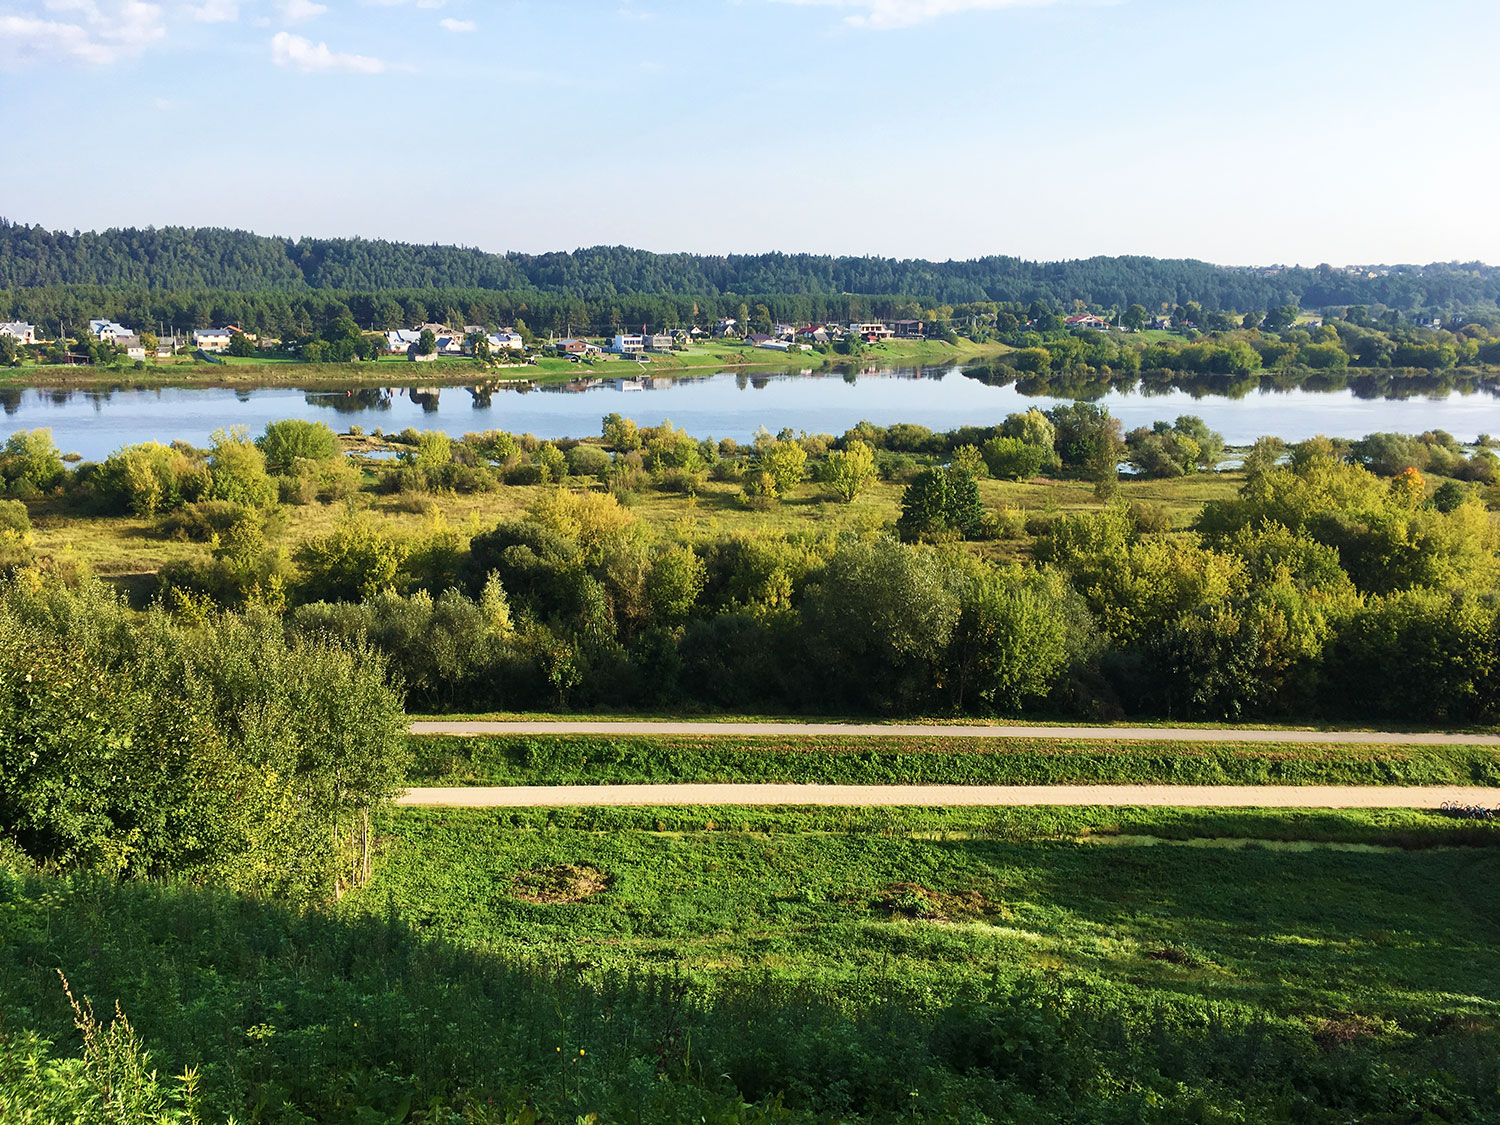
185,0,236,21
438,16,472,31
771,0,1065,30
0,1,166,65
276,0,326,22
270,30,395,73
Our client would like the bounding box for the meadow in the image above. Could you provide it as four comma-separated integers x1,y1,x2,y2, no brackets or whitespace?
6,804,1499,1123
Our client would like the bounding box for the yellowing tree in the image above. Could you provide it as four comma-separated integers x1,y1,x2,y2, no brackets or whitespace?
823,439,877,502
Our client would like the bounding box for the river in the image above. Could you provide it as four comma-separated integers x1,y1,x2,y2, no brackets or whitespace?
2,366,1497,461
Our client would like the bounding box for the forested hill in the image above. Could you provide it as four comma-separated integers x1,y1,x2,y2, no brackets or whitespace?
2,219,1497,312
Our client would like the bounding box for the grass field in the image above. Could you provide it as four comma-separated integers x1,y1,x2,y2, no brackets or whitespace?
26,465,1245,589
362,805,1500,1013
6,804,1499,1122
407,733,1500,788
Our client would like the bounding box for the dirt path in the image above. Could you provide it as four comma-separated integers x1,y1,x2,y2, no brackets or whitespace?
396,784,1500,809
408,720,1500,746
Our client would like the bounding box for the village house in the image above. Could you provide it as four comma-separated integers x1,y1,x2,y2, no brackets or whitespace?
89,319,132,342
611,333,646,355
0,322,36,345
1064,313,1111,330
555,338,601,358
156,335,180,358
772,323,798,340
386,329,423,354
117,335,147,361
488,330,525,352
645,333,674,352
849,321,894,341
714,317,738,337
798,324,830,344
192,328,233,352
891,319,925,339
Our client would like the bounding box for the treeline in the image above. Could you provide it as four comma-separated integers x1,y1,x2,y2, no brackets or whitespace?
4,218,1500,312
4,413,1497,725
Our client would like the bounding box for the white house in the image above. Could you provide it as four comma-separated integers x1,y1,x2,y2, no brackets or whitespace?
714,317,738,337
645,333,674,352
849,321,894,341
193,328,232,352
0,322,36,345
1064,314,1110,330
386,329,423,354
488,330,525,352
772,323,798,340
89,319,132,342
611,333,645,355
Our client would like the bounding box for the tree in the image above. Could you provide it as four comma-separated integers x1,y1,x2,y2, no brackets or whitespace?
757,440,808,498
258,419,339,474
982,437,1047,481
800,538,961,713
416,329,437,357
821,439,877,502
1122,304,1148,332
0,429,66,495
897,466,982,542
227,332,258,358
601,412,641,451
206,427,276,508
1263,304,1299,333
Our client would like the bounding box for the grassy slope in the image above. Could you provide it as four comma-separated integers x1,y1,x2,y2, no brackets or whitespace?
363,805,1500,1022
408,733,1500,787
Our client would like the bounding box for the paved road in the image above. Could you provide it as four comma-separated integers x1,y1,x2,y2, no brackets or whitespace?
409,719,1500,746
397,783,1500,809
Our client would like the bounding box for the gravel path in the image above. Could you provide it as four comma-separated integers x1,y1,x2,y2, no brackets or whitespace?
408,720,1500,745
396,784,1500,809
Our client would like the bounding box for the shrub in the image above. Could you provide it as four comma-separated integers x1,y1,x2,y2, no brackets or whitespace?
257,419,340,474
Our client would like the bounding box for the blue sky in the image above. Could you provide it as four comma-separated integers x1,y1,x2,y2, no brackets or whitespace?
3,0,1497,266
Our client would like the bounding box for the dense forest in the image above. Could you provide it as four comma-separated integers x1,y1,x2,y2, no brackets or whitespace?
3,219,1498,315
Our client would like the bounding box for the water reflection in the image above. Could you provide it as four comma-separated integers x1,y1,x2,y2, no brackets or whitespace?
3,363,1498,463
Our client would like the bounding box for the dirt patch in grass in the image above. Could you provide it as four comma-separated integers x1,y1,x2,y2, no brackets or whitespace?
874,882,998,922
510,863,609,904
1309,1014,1396,1050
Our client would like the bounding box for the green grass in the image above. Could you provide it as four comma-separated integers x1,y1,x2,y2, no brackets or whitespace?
362,805,1500,1015
408,733,1500,787
6,806,1500,1122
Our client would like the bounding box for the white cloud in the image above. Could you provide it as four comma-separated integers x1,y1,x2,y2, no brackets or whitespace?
277,0,326,21
0,1,165,65
771,0,1064,30
362,0,445,7
185,0,236,21
438,16,471,31
270,30,393,72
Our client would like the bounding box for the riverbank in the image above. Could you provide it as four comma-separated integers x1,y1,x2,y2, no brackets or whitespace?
0,337,1012,392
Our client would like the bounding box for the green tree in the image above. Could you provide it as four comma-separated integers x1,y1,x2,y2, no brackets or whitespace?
821,439,877,502
897,467,983,542
258,419,340,474
416,329,437,357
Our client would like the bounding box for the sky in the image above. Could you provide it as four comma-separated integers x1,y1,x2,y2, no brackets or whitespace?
2,0,1498,267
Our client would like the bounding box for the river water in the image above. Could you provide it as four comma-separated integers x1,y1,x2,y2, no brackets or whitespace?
3,366,1498,461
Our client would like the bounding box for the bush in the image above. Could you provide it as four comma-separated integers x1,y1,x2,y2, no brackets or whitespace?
257,419,340,474
1,429,66,495
566,444,613,477
982,436,1048,481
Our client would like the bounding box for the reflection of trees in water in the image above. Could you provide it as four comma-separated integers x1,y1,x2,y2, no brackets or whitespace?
0,388,21,415
964,363,1500,402
305,389,392,413
468,387,492,408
